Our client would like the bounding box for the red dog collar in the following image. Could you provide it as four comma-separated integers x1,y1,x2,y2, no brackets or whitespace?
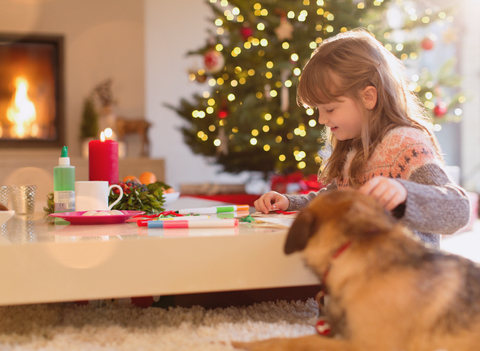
321,241,352,283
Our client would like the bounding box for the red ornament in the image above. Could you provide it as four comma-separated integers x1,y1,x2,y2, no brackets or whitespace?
240,27,254,41
315,317,331,336
433,101,448,117
421,35,435,50
204,49,225,73
218,108,229,119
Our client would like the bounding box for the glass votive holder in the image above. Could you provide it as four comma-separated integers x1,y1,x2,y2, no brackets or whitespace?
10,185,37,215
0,186,9,209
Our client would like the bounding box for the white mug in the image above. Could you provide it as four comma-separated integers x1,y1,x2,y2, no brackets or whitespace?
75,181,124,211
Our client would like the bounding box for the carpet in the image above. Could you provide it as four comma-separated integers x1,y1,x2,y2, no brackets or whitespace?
0,299,319,350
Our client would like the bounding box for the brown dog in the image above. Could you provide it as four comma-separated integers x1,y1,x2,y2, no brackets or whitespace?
233,190,480,351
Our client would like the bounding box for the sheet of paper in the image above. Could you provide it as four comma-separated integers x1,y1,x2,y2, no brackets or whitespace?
254,217,295,228
249,211,298,228
251,211,298,219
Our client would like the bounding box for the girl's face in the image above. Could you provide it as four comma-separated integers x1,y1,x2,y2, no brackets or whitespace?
316,96,364,141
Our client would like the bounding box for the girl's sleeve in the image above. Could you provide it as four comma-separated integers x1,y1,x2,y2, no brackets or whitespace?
395,163,470,235
284,182,336,211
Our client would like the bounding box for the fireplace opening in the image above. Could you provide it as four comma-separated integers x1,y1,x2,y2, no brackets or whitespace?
0,33,64,148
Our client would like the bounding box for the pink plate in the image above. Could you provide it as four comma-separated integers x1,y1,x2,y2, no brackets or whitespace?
49,210,145,225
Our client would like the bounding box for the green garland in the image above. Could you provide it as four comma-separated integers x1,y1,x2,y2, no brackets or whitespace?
109,181,167,214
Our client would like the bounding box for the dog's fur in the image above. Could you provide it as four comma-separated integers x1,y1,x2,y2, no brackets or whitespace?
233,190,480,351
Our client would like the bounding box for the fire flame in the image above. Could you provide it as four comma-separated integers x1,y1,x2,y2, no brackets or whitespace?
6,77,38,138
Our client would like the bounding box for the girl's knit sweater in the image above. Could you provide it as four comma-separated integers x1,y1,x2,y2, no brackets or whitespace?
285,126,470,248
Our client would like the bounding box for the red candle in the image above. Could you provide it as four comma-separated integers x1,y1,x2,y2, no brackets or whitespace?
88,135,119,184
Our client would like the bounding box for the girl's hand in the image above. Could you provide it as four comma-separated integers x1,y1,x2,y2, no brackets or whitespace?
358,176,407,211
254,191,289,214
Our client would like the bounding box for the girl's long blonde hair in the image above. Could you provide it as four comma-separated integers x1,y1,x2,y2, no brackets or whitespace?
297,29,442,188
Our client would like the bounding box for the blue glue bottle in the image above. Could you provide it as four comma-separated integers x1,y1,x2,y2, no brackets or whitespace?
53,146,75,212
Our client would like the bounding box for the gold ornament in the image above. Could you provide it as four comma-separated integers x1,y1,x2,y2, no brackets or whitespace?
216,126,229,155
280,69,290,112
442,27,458,45
275,17,294,41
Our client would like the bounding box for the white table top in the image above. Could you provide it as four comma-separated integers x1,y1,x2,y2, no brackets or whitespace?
0,197,318,306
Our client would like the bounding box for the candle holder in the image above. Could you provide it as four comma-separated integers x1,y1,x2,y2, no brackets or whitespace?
10,185,36,215
0,186,9,209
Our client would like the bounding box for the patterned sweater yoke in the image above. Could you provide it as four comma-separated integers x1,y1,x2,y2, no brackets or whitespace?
285,126,470,248
337,127,440,188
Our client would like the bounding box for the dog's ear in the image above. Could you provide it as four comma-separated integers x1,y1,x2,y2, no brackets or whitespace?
342,201,395,241
284,210,317,254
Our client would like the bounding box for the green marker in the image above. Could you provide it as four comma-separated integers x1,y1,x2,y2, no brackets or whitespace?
177,204,249,215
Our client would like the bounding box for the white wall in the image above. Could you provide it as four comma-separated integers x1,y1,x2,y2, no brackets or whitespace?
145,0,251,190
459,0,480,191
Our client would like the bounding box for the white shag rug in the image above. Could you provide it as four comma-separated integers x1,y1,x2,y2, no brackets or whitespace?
0,299,319,351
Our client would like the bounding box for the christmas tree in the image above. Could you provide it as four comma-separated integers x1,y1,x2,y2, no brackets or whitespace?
80,96,99,140
170,0,462,178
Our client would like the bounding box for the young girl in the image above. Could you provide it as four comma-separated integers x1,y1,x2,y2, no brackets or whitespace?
255,29,470,248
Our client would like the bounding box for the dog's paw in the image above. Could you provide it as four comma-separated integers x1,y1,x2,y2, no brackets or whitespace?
231,338,289,351
231,341,252,350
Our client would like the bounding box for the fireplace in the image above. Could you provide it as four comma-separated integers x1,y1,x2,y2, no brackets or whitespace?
0,33,64,148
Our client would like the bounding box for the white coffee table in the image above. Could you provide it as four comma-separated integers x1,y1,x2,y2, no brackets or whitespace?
0,197,318,306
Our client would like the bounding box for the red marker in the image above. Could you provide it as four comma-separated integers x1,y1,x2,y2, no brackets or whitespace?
134,215,210,227
148,219,238,229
